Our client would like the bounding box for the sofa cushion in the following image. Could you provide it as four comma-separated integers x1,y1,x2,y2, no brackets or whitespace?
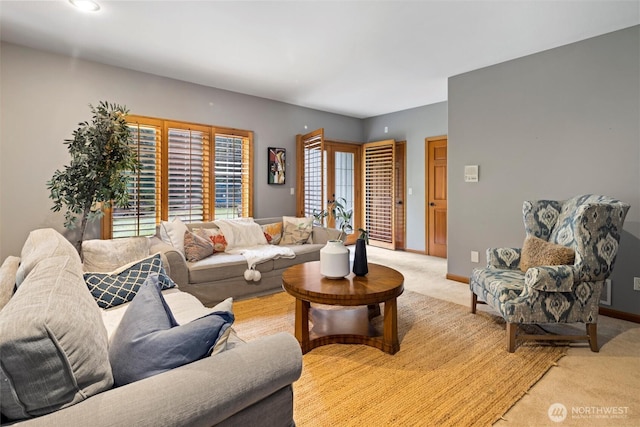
261,221,283,245
213,219,268,251
184,230,214,262
109,274,234,386
280,216,314,245
197,227,228,252
0,256,113,420
85,253,177,309
188,254,274,284
102,288,234,349
82,236,150,272
520,235,575,272
0,256,20,311
160,217,189,256
272,244,323,270
15,228,80,287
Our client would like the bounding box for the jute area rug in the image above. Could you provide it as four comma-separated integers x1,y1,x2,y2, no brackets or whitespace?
233,291,567,427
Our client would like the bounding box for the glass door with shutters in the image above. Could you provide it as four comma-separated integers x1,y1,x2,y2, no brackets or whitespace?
296,130,361,243
325,141,361,245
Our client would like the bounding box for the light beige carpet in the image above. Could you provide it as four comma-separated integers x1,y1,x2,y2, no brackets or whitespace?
233,290,566,426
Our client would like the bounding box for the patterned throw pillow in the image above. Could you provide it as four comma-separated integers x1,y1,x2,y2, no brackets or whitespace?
198,227,228,252
183,230,214,262
520,235,575,272
261,222,283,245
280,216,314,245
108,274,234,386
84,254,176,309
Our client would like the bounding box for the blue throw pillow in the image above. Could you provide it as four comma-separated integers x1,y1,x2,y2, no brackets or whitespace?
84,253,176,309
108,274,234,386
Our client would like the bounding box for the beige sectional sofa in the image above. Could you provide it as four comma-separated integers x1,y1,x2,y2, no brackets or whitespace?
0,228,303,426
150,217,341,307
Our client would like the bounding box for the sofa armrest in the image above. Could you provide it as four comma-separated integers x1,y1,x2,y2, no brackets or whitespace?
524,265,576,292
149,237,188,286
486,247,521,269
311,226,343,245
10,333,303,427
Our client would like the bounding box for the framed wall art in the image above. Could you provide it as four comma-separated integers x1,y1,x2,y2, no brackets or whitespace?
268,147,286,185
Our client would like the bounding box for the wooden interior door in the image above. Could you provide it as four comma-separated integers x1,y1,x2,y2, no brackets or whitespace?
426,136,447,258
362,140,395,249
394,142,406,250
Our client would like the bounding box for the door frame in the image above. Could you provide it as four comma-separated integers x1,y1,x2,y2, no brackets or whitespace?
394,141,406,250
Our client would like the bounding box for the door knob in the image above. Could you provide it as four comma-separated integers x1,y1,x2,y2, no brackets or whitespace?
429,202,435,206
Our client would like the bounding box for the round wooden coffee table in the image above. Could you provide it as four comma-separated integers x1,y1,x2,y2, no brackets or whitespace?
282,261,404,355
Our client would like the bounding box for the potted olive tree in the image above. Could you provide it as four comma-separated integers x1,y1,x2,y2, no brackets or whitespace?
48,101,139,256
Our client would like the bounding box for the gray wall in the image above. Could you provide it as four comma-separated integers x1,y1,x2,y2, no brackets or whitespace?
362,102,448,251
0,43,362,259
448,26,639,314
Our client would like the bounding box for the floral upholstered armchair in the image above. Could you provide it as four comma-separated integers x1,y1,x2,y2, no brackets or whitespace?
470,195,630,352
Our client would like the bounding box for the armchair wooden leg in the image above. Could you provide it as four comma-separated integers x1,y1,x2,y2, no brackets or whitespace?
506,323,517,353
471,292,477,314
587,323,599,352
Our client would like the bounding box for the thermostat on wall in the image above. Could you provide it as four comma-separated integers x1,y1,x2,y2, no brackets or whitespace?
464,165,479,182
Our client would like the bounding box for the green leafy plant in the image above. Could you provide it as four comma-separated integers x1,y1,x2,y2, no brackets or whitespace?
357,228,369,244
48,101,139,255
313,197,353,241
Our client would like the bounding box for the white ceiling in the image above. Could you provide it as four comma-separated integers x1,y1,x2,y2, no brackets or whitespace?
1,1,638,118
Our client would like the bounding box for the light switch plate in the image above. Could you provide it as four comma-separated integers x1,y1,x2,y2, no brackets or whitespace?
464,165,479,182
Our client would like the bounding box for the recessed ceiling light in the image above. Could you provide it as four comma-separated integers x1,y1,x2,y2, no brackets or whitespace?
69,0,101,12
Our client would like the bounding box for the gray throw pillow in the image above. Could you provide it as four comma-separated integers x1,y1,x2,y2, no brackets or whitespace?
109,274,234,386
0,256,113,420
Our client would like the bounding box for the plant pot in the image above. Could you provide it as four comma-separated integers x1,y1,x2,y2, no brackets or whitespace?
353,239,368,276
320,240,350,279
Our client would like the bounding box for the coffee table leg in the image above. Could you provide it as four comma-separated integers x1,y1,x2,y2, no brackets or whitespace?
383,298,399,354
295,299,310,353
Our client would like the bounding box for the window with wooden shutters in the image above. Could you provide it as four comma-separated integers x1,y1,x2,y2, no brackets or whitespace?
296,128,324,218
102,117,253,238
108,120,161,238
363,140,395,249
214,130,252,219
165,123,209,222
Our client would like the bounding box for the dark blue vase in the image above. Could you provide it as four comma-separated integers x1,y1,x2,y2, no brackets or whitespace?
353,239,368,276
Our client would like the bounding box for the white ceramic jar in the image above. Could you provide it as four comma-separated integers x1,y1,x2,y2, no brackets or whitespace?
320,240,350,279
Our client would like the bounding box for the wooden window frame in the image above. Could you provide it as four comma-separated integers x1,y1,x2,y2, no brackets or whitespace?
102,116,253,239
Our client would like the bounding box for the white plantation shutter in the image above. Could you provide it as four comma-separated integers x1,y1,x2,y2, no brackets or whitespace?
111,122,160,238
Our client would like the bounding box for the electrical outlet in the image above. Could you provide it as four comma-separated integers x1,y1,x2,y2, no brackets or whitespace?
634,277,640,291
471,251,479,263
